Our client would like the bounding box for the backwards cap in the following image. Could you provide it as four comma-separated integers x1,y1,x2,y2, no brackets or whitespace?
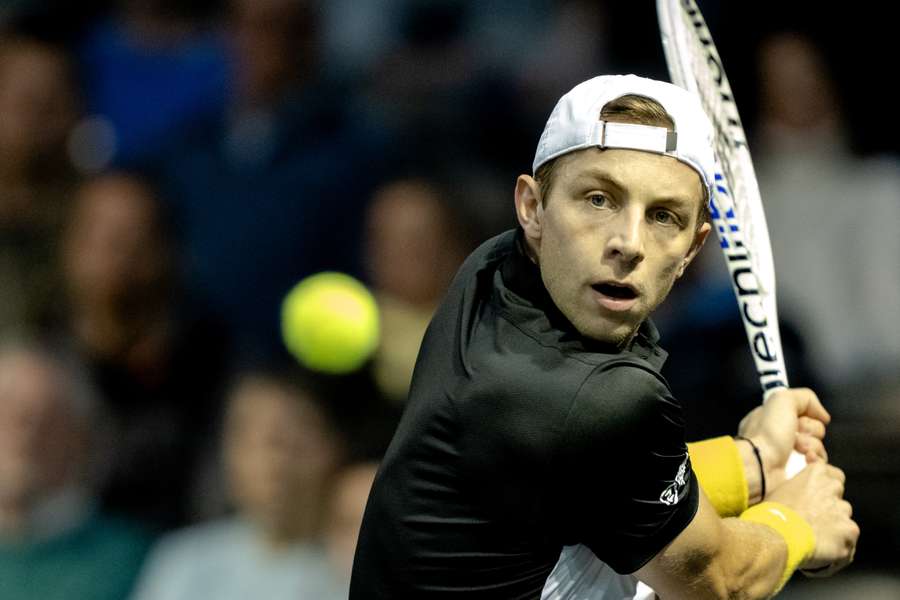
532,74,716,197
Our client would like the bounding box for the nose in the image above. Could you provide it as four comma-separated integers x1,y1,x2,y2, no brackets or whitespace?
604,208,645,266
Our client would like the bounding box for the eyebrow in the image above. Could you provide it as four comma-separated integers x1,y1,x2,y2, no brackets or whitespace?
569,168,627,193
570,168,695,207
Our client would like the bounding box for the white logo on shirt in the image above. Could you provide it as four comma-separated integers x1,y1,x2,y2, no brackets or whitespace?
659,455,689,506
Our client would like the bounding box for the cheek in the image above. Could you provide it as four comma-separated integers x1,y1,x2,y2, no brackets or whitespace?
659,255,682,279
538,230,592,314
540,209,588,269
648,250,689,301
541,237,573,280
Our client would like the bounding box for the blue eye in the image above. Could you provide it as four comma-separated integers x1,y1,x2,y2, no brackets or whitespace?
589,194,607,208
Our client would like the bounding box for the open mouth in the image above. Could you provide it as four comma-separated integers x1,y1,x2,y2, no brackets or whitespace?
592,282,638,300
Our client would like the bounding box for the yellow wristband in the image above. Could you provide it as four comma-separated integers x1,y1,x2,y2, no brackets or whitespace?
687,436,748,517
740,501,816,592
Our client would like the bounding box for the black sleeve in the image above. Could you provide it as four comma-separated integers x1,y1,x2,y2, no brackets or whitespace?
552,362,699,574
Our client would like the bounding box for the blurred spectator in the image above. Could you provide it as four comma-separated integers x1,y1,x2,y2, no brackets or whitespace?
365,0,478,155
323,461,378,589
360,0,532,177
754,32,900,394
0,338,152,600
0,34,80,335
75,0,229,169
155,0,382,363
318,0,400,83
60,172,230,529
513,0,611,125
131,368,346,600
365,178,474,402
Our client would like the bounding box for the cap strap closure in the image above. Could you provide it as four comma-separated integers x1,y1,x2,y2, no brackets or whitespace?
590,120,677,154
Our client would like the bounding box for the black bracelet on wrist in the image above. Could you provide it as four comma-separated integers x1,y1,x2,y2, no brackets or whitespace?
734,436,766,500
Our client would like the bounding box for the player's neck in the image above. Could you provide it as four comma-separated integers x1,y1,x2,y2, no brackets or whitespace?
519,233,540,265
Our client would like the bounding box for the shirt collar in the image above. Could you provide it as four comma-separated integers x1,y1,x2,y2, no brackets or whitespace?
500,228,558,313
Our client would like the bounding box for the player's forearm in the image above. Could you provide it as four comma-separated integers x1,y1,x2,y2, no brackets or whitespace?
697,501,817,600
709,517,787,600
647,519,785,600
639,494,815,600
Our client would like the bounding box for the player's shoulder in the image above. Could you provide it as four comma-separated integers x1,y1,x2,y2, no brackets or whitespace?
565,360,681,443
584,359,672,401
420,228,518,353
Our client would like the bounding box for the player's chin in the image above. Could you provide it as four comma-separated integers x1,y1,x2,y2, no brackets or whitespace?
575,313,638,347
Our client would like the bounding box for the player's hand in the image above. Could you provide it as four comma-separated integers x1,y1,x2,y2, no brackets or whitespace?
767,462,859,576
737,388,830,492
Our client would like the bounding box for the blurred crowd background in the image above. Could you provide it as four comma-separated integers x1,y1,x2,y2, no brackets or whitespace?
0,1,897,598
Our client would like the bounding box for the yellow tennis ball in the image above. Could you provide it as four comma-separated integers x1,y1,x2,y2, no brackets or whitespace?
281,272,380,374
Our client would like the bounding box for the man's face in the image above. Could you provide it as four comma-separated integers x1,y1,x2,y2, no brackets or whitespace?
224,377,340,532
63,176,168,307
0,351,84,509
519,148,710,346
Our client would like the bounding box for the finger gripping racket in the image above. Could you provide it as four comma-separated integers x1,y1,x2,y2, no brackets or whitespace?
656,0,805,477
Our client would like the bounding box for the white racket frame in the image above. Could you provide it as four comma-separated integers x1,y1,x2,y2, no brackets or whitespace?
657,0,805,476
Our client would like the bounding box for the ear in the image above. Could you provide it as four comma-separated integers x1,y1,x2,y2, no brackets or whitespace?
514,175,543,245
677,221,711,278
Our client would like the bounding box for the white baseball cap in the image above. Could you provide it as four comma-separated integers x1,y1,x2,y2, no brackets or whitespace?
532,74,715,197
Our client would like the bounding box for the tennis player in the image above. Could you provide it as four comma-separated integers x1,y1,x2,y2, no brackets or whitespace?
350,75,858,600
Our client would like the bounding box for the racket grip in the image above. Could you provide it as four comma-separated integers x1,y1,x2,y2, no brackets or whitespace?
785,450,807,478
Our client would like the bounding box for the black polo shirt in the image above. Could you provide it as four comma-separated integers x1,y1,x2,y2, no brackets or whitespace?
351,229,699,599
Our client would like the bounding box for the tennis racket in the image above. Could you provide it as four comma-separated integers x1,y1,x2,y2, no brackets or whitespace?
657,0,806,478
